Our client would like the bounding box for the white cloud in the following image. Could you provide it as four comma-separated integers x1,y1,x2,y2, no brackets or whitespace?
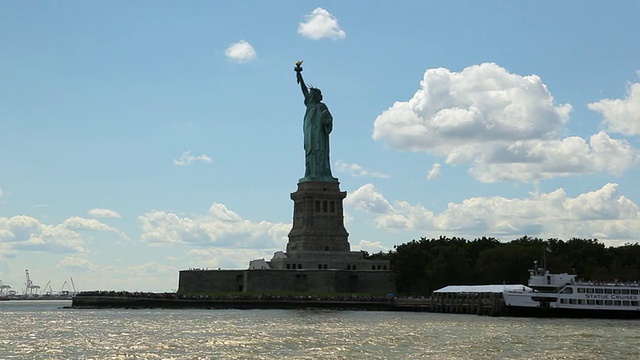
427,163,441,180
372,63,640,182
298,8,346,40
173,151,212,166
186,248,275,269
345,183,394,214
0,215,86,253
62,216,126,238
58,255,97,272
563,183,639,220
353,240,387,254
88,208,122,218
138,203,290,249
224,40,257,63
374,63,571,152
589,80,640,136
56,259,179,292
468,132,638,182
346,183,640,244
0,186,3,197
335,160,390,178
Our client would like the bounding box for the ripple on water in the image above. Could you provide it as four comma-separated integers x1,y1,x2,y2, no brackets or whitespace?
1,303,640,359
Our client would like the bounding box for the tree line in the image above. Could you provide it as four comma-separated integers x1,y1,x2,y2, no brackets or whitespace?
366,236,640,294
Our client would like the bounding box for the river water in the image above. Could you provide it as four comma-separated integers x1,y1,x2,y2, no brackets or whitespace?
1,300,638,359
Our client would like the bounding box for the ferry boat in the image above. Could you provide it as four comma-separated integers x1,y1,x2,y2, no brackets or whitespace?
502,262,640,318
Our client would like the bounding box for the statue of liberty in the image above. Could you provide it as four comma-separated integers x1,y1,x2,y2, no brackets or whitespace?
294,61,337,182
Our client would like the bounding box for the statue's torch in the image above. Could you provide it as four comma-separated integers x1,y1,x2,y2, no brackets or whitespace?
295,60,303,83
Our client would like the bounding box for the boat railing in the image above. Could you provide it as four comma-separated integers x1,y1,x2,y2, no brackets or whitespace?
573,280,640,287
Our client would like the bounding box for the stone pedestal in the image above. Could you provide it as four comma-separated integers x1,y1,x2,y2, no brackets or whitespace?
286,181,350,253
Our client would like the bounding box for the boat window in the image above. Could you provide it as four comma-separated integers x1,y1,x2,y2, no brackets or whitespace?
577,288,585,293
569,299,577,304
622,289,629,294
560,299,567,304
605,300,613,306
587,288,595,293
587,300,595,305
578,299,586,305
631,301,639,306
596,300,603,305
623,301,630,306
614,300,621,306
613,289,621,294
604,288,612,294
561,287,573,294
595,288,604,294
631,290,639,295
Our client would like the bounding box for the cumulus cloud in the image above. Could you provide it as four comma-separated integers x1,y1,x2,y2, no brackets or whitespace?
224,40,257,63
335,160,389,178
353,240,387,254
298,8,346,40
173,151,212,166
588,79,640,136
373,63,639,182
0,215,86,253
346,183,640,244
138,203,290,248
469,132,638,182
345,183,394,214
62,217,126,238
89,208,122,218
427,163,441,180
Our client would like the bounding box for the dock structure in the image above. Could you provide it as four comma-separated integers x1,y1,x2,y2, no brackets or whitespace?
393,292,506,316
71,291,508,316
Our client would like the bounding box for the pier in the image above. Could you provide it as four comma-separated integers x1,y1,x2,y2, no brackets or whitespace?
393,292,506,316
71,291,507,316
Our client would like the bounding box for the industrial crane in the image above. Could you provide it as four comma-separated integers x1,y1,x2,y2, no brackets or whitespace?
24,269,40,296
0,279,11,295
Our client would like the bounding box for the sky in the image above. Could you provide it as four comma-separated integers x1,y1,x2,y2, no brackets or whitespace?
1,1,639,292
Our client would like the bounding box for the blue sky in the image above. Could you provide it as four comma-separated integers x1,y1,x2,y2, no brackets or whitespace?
1,1,639,292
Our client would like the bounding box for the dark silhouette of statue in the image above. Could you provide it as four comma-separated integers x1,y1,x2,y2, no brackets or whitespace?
295,61,337,182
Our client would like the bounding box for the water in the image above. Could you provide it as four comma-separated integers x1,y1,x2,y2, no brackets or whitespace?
1,300,639,359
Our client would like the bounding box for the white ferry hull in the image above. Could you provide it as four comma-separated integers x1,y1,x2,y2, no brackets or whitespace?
505,305,640,319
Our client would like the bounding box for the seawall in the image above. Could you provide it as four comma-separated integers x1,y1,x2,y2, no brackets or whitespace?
71,292,505,315
72,295,396,311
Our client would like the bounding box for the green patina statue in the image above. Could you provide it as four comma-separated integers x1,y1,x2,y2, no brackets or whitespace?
295,61,338,183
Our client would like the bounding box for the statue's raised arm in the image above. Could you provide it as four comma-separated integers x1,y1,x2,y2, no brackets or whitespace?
294,61,309,98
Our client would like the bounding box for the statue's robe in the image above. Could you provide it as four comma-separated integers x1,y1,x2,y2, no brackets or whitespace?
303,92,334,181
